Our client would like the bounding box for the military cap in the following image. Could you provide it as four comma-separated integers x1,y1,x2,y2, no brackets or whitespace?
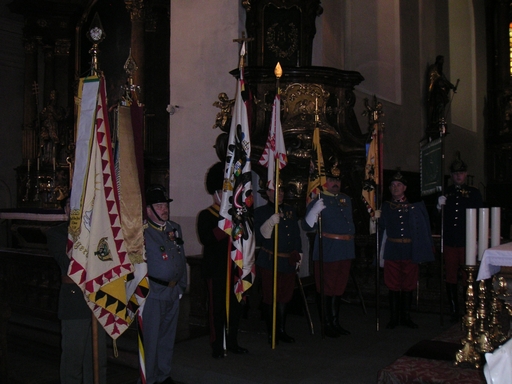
145,184,173,205
450,158,467,173
389,170,407,186
326,162,341,179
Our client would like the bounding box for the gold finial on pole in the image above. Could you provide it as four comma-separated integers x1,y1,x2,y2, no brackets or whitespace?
274,62,282,79
274,62,282,95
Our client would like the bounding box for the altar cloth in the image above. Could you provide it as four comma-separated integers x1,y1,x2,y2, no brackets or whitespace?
477,241,512,281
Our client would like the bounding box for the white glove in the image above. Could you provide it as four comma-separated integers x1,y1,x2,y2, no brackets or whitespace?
437,195,447,210
296,253,303,271
260,213,280,239
305,198,325,227
372,209,381,221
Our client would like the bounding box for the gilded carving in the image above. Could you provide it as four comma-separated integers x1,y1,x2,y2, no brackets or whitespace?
23,39,37,53
266,22,299,59
54,39,71,55
125,0,144,21
281,83,330,123
212,92,235,132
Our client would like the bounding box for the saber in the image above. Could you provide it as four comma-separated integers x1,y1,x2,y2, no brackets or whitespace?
296,272,314,335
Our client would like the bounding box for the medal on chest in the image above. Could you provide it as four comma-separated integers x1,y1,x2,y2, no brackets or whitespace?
160,245,168,260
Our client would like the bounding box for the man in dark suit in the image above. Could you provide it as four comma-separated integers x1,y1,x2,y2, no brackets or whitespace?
47,195,107,384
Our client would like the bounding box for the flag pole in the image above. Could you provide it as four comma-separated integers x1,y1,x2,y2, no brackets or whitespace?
92,315,100,384
271,63,283,349
226,43,248,342
439,119,447,326
313,98,326,339
225,237,232,340
374,107,382,332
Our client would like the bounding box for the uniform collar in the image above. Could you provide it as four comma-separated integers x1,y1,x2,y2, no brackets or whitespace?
148,218,167,231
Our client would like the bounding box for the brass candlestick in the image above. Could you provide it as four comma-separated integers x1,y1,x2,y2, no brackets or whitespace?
489,275,507,347
475,280,493,353
455,265,481,368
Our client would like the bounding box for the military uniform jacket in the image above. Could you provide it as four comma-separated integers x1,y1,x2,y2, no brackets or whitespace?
443,184,483,247
379,200,435,263
46,222,91,320
197,204,229,279
145,220,187,300
255,202,302,274
303,192,356,262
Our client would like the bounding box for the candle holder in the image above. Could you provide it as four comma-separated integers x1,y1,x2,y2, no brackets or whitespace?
455,265,481,368
475,280,493,354
22,171,31,202
489,276,507,348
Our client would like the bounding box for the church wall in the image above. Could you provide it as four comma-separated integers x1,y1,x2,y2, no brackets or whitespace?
166,1,489,255
169,0,242,256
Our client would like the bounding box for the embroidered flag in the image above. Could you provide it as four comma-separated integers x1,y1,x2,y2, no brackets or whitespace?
361,101,383,233
259,94,287,190
306,127,327,204
218,44,255,302
68,76,143,339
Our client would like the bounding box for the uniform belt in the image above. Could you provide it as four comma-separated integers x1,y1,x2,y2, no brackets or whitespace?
261,247,291,258
387,237,412,244
321,233,354,241
149,275,177,287
61,275,75,284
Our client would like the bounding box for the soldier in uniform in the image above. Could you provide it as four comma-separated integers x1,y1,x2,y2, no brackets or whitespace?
255,182,302,344
141,185,187,384
197,162,248,358
303,164,355,338
437,156,483,322
379,171,435,329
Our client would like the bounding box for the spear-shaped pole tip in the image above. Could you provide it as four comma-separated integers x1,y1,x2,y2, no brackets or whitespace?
274,62,283,79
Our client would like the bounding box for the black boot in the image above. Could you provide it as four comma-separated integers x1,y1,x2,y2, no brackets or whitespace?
332,296,350,335
317,294,340,338
401,290,418,329
446,283,460,323
386,290,400,329
277,302,295,343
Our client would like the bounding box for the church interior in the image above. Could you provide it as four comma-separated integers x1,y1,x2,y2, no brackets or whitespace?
1,0,512,383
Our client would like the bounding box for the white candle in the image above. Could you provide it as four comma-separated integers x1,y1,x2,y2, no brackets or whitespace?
491,207,501,247
466,208,477,265
37,158,40,171
478,208,489,261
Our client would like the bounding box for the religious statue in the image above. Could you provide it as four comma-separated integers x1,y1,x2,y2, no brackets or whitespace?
427,55,457,130
212,92,235,131
39,90,66,164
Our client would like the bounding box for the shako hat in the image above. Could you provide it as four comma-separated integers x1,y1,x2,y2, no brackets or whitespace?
326,161,341,179
389,169,407,186
450,152,467,173
206,162,225,195
145,184,173,205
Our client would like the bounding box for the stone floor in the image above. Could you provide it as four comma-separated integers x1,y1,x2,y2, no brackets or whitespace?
3,287,477,384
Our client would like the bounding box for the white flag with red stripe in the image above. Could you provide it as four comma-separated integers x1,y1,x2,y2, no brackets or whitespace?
259,94,287,189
